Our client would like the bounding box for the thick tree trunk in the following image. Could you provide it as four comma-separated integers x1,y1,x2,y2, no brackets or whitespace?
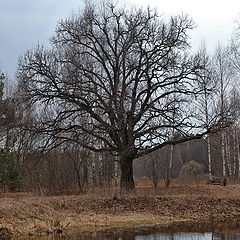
119,155,135,194
165,144,174,188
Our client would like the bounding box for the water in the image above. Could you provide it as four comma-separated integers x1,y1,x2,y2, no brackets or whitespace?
134,231,240,239
16,220,240,240
25,231,240,240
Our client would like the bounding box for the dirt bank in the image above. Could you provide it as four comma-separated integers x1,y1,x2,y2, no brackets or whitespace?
1,180,240,238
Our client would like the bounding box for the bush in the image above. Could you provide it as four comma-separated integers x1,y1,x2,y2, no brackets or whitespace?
0,148,22,190
180,160,206,178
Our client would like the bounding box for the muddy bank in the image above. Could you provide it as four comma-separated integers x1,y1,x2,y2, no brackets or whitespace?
1,182,240,238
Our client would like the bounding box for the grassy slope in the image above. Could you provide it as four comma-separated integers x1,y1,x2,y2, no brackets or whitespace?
1,179,240,237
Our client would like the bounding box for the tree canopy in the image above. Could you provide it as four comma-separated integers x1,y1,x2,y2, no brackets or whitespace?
17,2,224,192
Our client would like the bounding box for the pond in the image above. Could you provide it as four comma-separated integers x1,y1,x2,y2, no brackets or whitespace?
18,230,240,240
134,232,240,239
15,219,240,240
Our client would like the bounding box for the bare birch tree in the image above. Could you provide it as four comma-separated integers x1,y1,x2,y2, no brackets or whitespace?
195,45,217,181
212,44,236,186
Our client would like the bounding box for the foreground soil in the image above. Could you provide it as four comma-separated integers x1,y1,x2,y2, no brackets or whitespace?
1,179,240,238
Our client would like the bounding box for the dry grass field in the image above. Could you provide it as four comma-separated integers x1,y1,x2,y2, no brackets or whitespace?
1,178,240,238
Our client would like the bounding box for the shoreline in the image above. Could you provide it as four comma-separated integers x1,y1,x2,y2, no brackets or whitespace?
14,216,240,240
1,182,240,238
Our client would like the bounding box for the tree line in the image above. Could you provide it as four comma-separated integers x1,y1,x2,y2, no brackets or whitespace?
1,1,240,193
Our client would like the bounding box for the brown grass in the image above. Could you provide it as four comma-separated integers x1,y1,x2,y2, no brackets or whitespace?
1,178,240,238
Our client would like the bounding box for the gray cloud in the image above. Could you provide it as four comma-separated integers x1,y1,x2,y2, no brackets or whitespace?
0,0,238,77
0,0,83,76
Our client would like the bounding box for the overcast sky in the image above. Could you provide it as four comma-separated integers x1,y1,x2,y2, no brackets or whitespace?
1,0,240,77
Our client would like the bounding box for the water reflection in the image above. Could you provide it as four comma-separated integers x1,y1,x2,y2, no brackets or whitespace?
135,232,212,240
16,224,240,240
133,232,240,240
22,231,240,240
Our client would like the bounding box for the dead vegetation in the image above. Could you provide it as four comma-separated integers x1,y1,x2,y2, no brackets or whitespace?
1,179,240,238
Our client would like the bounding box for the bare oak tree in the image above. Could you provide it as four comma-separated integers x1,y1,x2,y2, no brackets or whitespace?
17,2,219,193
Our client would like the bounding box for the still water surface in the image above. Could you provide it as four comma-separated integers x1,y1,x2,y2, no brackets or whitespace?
133,231,240,239
18,220,240,240
28,230,240,240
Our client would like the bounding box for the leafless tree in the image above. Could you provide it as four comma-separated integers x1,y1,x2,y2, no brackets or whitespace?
194,44,218,181
17,2,223,193
212,44,238,185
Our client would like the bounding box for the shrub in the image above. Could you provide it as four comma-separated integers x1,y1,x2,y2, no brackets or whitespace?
180,160,206,178
0,148,22,190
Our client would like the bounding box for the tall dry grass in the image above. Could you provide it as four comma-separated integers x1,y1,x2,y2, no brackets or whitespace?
1,177,240,237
